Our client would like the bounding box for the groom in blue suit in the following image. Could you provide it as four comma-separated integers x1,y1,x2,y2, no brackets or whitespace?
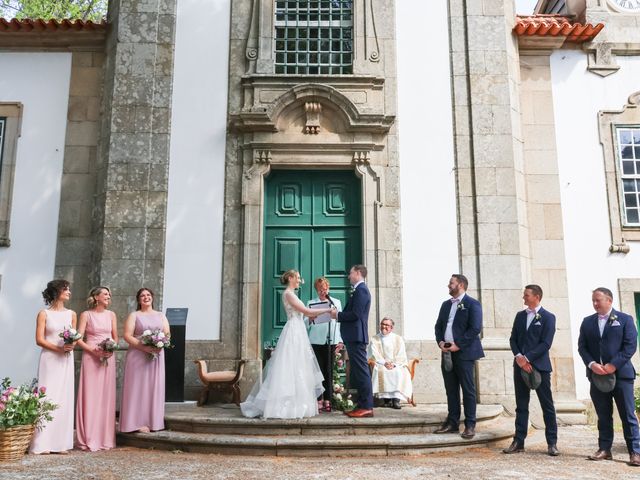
577,287,640,467
331,264,374,417
503,284,558,456
434,274,484,439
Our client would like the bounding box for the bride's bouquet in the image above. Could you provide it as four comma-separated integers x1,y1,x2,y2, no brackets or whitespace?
138,329,172,359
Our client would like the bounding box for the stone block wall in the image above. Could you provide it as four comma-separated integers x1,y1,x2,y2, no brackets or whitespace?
55,51,104,314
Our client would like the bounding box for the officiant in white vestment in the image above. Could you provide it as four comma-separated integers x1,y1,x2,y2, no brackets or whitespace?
305,276,343,412
368,318,413,409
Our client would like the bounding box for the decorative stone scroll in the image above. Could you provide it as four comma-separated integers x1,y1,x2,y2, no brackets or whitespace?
304,102,321,134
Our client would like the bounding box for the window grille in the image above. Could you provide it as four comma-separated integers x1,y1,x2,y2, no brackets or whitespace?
274,0,353,75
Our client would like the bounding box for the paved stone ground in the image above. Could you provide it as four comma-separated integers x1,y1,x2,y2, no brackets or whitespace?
1,425,639,480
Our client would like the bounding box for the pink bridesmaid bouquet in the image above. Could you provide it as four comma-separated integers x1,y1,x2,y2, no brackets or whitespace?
59,326,82,355
97,338,119,366
139,329,172,359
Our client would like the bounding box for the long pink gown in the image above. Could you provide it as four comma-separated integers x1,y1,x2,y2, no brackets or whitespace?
119,312,165,432
29,309,75,454
75,310,116,451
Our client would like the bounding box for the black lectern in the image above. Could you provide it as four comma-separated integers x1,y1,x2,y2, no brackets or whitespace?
165,307,188,402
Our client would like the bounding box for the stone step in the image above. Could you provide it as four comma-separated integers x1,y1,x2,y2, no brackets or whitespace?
161,403,505,436
118,415,514,456
555,400,588,425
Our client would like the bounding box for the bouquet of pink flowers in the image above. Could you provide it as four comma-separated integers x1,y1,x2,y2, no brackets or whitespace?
97,338,119,366
58,326,82,355
139,329,172,359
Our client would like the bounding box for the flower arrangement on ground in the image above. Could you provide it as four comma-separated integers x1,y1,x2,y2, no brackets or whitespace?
0,378,57,430
331,345,354,411
139,329,172,359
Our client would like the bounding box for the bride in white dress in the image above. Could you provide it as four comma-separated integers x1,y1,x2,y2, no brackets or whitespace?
241,269,333,419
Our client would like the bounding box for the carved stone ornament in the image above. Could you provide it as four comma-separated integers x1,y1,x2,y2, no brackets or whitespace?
304,102,321,134
587,43,620,77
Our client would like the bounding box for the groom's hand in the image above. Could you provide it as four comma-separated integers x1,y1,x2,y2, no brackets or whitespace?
448,342,460,352
438,341,448,352
330,308,337,319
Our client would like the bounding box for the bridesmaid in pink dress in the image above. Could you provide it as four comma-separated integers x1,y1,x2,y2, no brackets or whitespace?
30,279,77,454
119,287,170,433
75,286,118,451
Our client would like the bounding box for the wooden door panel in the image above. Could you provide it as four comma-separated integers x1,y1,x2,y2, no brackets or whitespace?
262,170,361,353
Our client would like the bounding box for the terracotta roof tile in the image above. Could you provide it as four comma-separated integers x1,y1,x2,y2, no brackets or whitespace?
513,14,603,42
0,18,106,33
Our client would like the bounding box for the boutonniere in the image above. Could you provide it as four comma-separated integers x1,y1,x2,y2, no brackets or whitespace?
349,286,355,298
608,313,618,326
457,303,466,310
534,313,541,321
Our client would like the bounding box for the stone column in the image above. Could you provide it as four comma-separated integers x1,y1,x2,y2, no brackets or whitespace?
449,1,531,403
92,0,177,319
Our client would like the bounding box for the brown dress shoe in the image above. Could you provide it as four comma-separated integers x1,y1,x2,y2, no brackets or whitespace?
629,452,640,467
345,408,373,418
502,440,524,454
547,444,560,456
434,422,459,434
461,426,475,439
588,449,612,461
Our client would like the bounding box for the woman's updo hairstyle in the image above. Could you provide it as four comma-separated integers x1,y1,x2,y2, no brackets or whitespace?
280,269,298,286
87,286,111,309
42,279,70,306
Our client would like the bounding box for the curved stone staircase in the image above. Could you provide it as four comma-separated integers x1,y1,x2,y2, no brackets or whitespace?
117,403,514,456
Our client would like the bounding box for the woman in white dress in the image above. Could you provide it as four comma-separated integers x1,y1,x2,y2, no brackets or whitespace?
241,269,333,419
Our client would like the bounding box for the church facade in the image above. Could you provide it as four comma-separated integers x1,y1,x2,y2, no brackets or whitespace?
1,0,639,412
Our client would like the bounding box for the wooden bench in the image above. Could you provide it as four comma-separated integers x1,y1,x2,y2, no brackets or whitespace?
194,359,246,406
367,358,420,406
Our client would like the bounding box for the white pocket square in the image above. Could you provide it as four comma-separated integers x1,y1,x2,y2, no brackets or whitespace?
533,321,542,326
611,320,621,327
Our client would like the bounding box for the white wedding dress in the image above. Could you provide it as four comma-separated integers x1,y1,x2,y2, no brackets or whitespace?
241,290,325,418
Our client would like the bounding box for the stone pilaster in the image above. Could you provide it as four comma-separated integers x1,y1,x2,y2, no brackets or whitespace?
519,52,576,401
54,52,104,313
91,0,177,320
449,0,531,403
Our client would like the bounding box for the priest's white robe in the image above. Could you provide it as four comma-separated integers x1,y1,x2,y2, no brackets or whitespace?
368,332,413,401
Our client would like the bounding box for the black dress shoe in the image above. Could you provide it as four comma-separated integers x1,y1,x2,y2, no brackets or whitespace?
461,426,475,439
629,452,640,467
588,449,612,461
502,440,525,454
434,422,459,434
391,399,401,410
383,399,392,408
547,444,559,456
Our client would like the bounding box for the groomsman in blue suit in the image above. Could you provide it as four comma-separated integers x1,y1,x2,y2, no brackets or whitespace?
578,287,640,467
434,274,484,439
503,284,559,456
331,264,374,418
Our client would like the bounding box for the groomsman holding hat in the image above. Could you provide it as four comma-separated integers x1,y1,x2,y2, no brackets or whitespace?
577,287,640,467
503,284,559,456
434,274,484,439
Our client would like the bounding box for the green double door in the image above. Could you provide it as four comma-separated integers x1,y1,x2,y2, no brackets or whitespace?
262,170,362,352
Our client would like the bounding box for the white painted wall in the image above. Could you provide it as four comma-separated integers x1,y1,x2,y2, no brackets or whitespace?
550,51,640,399
0,53,71,383
163,0,231,340
396,2,459,340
